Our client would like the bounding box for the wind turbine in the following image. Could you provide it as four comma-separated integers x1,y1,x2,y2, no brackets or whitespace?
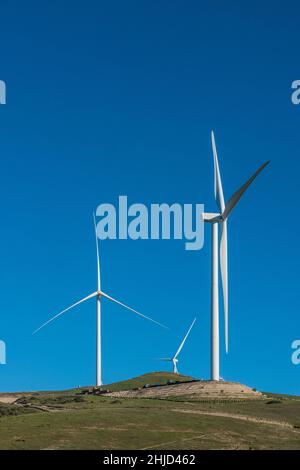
159,318,196,374
204,131,270,381
33,214,166,387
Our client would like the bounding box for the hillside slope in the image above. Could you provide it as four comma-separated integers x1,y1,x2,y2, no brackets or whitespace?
0,373,300,450
107,379,262,400
104,371,193,392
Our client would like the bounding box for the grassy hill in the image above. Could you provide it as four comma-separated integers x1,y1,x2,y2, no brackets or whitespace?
103,371,194,392
0,372,300,450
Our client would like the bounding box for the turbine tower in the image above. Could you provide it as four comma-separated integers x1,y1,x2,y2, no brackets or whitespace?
159,318,196,374
204,131,270,381
33,214,166,387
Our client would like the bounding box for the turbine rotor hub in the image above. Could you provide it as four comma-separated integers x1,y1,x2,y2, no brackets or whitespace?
202,212,222,223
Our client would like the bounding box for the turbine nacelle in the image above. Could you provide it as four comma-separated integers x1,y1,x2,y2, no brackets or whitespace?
202,212,222,223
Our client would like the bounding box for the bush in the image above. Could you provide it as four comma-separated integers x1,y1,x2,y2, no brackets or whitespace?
0,404,36,417
265,399,282,405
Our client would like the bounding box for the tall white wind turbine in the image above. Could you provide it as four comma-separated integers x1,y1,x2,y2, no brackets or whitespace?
33,214,166,387
159,318,196,374
204,131,270,381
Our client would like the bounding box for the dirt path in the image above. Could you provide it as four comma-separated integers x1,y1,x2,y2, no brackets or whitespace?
16,403,70,412
0,396,20,404
172,408,297,430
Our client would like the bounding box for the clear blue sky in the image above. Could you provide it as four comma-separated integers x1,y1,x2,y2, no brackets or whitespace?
0,1,299,394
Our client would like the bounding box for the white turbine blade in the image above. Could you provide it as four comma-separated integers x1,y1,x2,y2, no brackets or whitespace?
33,291,98,335
93,213,101,292
100,291,168,329
222,161,270,220
174,317,196,359
220,221,228,353
157,358,173,361
211,131,225,213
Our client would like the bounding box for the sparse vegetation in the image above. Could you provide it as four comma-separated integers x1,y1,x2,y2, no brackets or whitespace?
16,395,85,406
0,403,36,417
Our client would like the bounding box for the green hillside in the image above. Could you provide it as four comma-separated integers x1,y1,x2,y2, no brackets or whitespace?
0,373,300,450
103,371,193,392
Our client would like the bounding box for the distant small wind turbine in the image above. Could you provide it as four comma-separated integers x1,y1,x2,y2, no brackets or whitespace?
159,318,196,374
204,131,270,381
33,214,166,387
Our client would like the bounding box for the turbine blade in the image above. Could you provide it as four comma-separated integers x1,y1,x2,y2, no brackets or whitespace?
220,221,228,353
100,291,168,329
211,131,225,213
33,291,98,335
157,358,173,361
174,317,196,359
93,213,101,292
222,161,270,220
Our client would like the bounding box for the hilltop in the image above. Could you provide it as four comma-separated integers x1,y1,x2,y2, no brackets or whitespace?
0,372,300,450
106,377,262,401
102,371,194,391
